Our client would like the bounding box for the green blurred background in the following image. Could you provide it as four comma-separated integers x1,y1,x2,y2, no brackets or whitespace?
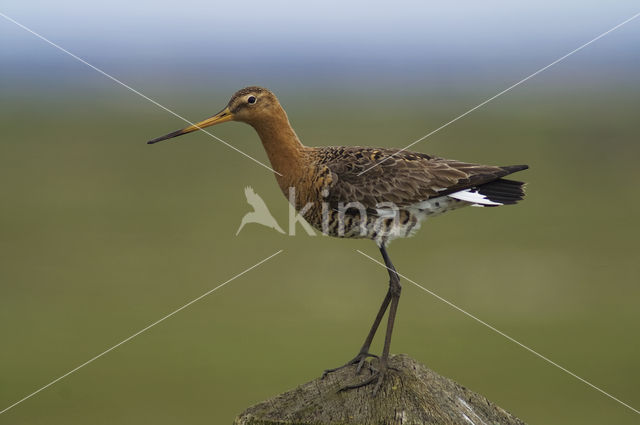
1,2,639,424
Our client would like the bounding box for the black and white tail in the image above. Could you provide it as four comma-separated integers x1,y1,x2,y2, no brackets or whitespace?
449,165,528,207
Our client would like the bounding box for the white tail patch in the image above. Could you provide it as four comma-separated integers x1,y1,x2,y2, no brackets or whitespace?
448,189,503,206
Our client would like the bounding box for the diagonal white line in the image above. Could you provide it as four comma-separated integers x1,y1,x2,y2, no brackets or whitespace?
0,249,283,416
357,11,640,176
0,11,282,177
356,249,640,415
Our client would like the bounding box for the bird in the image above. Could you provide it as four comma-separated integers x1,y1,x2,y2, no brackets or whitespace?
148,86,528,395
236,186,285,235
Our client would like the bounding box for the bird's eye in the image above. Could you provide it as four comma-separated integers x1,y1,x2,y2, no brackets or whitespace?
247,96,257,104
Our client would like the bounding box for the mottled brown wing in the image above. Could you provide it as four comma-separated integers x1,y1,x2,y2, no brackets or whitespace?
318,146,519,209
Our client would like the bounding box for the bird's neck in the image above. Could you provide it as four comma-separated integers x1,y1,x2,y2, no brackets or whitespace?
249,110,306,192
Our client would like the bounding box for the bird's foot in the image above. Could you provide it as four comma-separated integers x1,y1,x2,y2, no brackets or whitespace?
321,351,378,378
339,358,392,396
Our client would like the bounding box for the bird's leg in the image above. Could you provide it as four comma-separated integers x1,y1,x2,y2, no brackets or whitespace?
339,245,401,395
322,289,392,377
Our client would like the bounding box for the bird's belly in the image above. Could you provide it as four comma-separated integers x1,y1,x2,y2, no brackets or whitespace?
407,195,469,218
303,195,469,246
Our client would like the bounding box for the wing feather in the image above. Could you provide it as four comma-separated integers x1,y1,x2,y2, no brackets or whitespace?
317,146,525,209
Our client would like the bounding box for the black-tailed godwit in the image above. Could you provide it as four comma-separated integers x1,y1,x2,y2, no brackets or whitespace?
148,86,528,394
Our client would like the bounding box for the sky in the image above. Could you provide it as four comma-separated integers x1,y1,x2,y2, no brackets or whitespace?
1,1,639,89
2,2,639,58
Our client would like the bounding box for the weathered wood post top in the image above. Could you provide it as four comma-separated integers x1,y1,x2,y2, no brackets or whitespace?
234,354,526,425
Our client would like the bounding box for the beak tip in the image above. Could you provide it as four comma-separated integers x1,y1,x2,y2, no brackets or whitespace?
146,129,185,145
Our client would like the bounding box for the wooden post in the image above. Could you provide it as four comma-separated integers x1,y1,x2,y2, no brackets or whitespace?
234,354,526,425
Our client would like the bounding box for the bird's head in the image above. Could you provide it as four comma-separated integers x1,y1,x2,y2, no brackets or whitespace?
147,86,281,144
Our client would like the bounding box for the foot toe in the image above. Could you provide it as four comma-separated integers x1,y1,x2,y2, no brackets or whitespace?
322,352,378,378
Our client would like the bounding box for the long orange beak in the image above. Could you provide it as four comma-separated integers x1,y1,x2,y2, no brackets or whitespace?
147,107,234,144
